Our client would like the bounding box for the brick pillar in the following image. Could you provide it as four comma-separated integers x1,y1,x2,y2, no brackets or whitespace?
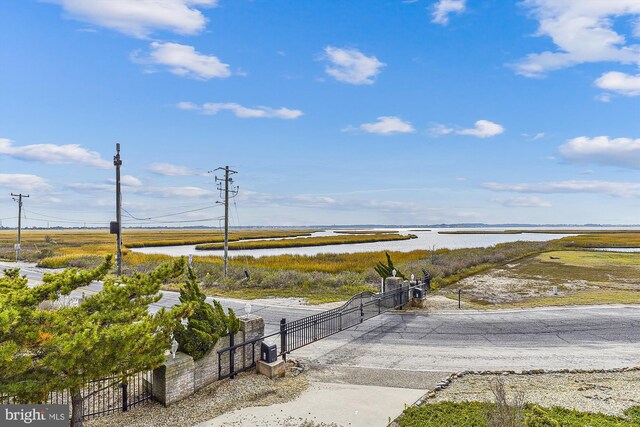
152,352,194,406
240,314,265,367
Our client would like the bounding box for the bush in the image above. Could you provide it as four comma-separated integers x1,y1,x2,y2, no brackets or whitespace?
173,265,239,360
525,407,559,427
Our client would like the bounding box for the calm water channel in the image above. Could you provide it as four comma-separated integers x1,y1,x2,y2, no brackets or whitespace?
129,227,640,258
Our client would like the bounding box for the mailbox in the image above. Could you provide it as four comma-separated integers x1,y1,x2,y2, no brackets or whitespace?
261,342,277,363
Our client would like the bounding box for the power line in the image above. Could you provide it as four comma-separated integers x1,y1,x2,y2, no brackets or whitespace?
122,216,224,225
121,205,219,221
23,209,109,224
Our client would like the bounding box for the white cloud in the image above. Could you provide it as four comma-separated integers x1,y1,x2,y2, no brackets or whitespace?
107,175,142,186
46,0,217,38
198,103,303,119
149,162,198,176
595,93,612,103
323,46,385,85
483,180,640,198
240,190,429,214
0,138,111,168
428,123,454,137
135,186,214,198
134,42,231,80
344,116,415,135
177,101,198,110
559,136,640,168
66,183,113,193
495,196,552,208
67,181,213,198
514,0,640,77
457,120,505,138
0,174,51,192
432,0,467,25
595,71,640,96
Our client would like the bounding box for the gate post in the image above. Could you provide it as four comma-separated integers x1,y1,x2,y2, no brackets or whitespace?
280,318,287,362
121,381,128,412
360,301,364,323
229,332,235,379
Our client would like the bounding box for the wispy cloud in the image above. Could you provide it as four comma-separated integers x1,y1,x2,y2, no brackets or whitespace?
46,0,217,38
322,46,385,85
559,136,640,169
0,174,51,192
134,186,214,198
0,138,110,168
494,196,552,208
133,42,231,80
429,120,505,138
240,190,427,214
149,162,199,176
107,175,143,186
483,180,640,198
67,181,214,198
178,102,303,119
343,116,415,135
513,0,640,78
432,0,467,25
522,132,546,141
428,123,454,137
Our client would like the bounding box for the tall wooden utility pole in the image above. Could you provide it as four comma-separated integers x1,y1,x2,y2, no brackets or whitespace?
11,193,29,261
214,166,238,278
114,143,123,276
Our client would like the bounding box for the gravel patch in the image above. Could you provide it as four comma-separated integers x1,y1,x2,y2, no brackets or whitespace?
85,362,309,427
432,370,640,416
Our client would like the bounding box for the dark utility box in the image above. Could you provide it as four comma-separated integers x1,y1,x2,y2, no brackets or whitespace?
412,288,424,299
109,221,119,234
261,342,277,363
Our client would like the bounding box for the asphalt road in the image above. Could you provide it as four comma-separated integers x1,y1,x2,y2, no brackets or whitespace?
3,261,640,373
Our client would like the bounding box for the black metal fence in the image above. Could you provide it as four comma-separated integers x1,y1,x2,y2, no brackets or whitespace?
0,370,153,420
281,285,410,357
217,283,417,379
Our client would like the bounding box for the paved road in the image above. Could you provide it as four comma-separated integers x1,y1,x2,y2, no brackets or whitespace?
292,305,640,372
3,262,640,373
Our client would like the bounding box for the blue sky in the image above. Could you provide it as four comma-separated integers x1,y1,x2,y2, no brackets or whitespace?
0,0,639,227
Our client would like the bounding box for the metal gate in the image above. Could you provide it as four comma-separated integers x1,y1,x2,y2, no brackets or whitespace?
218,283,416,379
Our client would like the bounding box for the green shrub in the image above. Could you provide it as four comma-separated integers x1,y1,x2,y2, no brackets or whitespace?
525,406,559,427
173,265,239,360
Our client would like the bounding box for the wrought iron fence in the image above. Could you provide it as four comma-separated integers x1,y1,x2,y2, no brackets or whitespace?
217,283,418,379
0,370,153,420
281,285,410,356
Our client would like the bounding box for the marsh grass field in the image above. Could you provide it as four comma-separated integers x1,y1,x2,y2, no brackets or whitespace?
194,232,416,250
1,229,640,305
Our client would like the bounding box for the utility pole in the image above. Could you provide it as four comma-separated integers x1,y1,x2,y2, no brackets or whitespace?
11,193,29,262
213,166,238,278
114,143,123,276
